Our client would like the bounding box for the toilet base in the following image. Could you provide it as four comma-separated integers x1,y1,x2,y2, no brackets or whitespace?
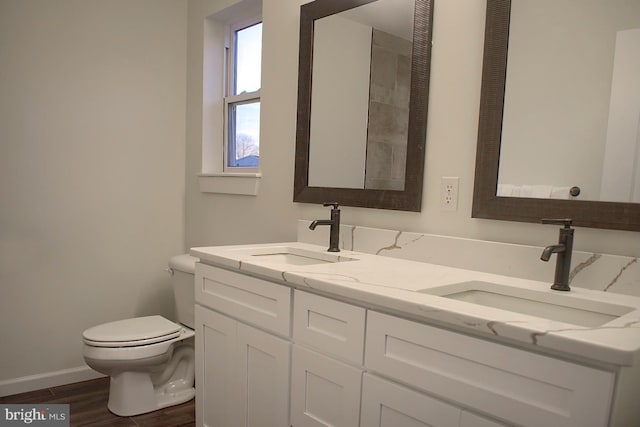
107,370,195,416
83,320,196,417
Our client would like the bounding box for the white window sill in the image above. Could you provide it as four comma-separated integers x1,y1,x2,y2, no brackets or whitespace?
198,173,261,196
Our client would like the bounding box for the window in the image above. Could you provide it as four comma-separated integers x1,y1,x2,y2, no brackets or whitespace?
224,20,262,171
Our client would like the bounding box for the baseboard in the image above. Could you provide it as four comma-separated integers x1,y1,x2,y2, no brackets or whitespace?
0,366,106,397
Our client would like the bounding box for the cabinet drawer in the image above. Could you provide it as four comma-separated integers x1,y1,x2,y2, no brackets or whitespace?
195,263,291,336
365,311,614,427
360,373,460,427
293,290,365,364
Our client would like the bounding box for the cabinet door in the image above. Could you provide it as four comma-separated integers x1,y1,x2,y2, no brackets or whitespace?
237,323,291,427
195,305,238,427
291,345,362,427
360,374,460,427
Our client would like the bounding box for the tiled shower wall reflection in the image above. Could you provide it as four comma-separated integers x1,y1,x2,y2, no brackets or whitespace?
365,29,412,190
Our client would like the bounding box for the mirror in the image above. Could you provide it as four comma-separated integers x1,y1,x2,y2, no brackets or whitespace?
294,0,433,211
308,1,414,191
473,0,640,231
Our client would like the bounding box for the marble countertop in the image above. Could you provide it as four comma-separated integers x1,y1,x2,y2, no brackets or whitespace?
191,242,640,367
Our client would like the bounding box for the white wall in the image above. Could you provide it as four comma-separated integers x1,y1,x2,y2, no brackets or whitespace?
0,0,187,388
186,0,639,259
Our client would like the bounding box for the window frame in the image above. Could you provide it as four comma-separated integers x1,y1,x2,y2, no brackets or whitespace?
223,18,262,173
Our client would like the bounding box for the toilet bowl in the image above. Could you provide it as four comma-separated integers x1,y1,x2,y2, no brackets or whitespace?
82,254,198,416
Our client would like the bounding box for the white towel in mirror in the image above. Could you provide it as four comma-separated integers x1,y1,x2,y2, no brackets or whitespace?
520,185,552,198
497,184,518,196
498,184,574,199
550,186,571,199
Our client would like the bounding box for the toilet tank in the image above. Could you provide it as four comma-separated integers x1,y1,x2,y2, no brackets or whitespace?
168,254,198,329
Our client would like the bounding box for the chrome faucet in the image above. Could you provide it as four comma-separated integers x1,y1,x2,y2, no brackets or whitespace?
309,202,340,252
540,219,574,291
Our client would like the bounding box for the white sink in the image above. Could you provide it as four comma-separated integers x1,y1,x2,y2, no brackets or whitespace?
418,281,635,327
230,246,356,266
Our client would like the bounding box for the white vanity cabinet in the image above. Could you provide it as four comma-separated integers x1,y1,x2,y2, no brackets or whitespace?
290,291,366,427
193,260,625,427
194,263,292,427
288,291,514,427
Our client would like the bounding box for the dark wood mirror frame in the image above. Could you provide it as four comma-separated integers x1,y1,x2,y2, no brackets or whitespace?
293,0,433,211
472,0,640,231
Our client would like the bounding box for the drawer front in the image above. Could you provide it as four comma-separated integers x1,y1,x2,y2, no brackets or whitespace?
365,311,614,427
360,373,460,427
293,290,365,364
195,263,291,336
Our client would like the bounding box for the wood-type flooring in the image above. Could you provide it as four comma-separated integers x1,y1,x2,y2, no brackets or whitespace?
0,377,195,426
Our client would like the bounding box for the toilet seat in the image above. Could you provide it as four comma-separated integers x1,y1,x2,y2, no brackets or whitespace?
83,315,182,348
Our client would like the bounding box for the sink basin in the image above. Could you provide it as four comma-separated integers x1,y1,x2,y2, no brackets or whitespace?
230,246,356,266
418,281,635,327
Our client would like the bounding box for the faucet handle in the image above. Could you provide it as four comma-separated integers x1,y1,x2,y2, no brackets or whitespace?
323,202,340,210
541,218,573,228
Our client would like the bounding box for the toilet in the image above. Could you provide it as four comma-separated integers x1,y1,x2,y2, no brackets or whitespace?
82,254,198,416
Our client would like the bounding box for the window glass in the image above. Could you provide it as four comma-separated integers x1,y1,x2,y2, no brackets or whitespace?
234,23,262,95
227,101,260,168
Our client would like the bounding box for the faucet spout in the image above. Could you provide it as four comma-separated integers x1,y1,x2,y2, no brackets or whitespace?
309,219,332,230
540,244,565,262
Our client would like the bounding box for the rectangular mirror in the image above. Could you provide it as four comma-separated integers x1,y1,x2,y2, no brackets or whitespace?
294,0,433,211
473,0,640,231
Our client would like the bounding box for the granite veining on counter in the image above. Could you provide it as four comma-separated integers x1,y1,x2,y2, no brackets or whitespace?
191,241,640,367
297,221,640,296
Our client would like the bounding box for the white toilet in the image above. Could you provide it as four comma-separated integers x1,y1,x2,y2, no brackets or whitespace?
82,254,198,416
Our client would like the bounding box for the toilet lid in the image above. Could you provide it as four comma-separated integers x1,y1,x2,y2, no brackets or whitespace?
83,315,182,348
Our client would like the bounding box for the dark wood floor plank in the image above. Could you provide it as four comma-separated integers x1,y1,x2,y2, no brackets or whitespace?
0,387,54,404
72,406,137,427
132,400,196,427
76,417,138,427
1,378,195,427
50,377,110,397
